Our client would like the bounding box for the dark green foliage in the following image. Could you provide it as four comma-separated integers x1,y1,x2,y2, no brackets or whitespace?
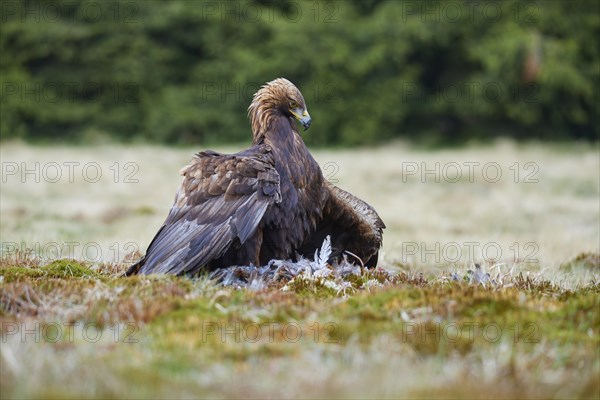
1,0,598,145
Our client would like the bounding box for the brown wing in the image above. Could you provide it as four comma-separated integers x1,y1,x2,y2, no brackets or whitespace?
127,145,281,276
297,181,385,267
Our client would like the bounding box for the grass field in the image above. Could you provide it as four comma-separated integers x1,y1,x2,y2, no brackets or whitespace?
1,140,599,398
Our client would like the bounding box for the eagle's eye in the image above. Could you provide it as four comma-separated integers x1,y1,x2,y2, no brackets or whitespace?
289,100,300,109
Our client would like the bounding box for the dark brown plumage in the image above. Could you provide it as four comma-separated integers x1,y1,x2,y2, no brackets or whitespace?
126,78,384,276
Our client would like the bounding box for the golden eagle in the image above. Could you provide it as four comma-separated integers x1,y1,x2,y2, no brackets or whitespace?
127,78,384,276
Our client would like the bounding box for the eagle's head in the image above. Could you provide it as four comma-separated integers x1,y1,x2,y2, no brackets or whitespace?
248,78,311,140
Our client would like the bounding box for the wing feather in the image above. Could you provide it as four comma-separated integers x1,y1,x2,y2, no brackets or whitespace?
128,145,280,276
297,180,385,267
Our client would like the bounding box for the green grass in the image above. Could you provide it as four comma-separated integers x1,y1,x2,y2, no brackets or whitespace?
1,141,598,398
1,254,599,399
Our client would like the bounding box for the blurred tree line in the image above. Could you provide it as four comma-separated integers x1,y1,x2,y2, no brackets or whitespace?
1,0,598,146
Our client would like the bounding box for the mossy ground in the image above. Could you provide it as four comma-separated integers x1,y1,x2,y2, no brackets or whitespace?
1,255,598,399
1,142,598,398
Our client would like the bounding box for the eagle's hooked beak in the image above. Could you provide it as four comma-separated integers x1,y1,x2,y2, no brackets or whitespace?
291,108,312,131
